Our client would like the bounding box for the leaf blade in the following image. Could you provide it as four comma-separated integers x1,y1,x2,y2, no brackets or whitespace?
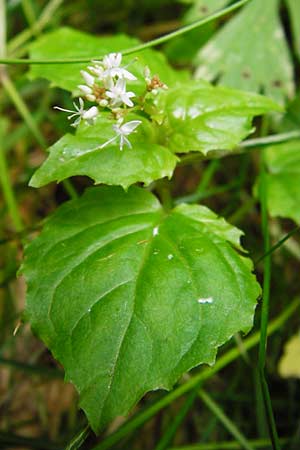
23,186,260,432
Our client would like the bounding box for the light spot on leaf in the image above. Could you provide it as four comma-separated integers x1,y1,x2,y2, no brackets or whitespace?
198,297,214,304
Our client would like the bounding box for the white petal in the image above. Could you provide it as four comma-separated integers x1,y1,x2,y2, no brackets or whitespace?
115,53,122,66
53,106,75,113
78,98,85,109
121,93,135,107
116,77,126,91
123,97,134,107
120,68,137,80
71,117,81,128
119,135,132,150
104,76,114,90
80,70,95,86
120,120,142,134
82,106,99,120
106,90,116,99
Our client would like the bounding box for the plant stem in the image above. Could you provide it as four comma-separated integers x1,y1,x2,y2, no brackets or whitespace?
1,0,250,64
0,0,23,232
178,131,300,167
1,73,77,199
8,0,64,55
168,437,290,450
64,424,90,450
240,130,300,148
21,0,37,31
154,388,199,450
255,226,300,264
0,141,23,232
0,0,5,60
198,389,254,450
258,152,281,450
92,297,300,450
1,73,46,148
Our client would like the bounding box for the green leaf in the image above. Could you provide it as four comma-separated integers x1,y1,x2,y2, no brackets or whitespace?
264,140,300,223
194,0,294,103
29,114,177,189
28,27,187,94
279,91,300,132
23,186,260,433
154,81,282,154
286,0,300,61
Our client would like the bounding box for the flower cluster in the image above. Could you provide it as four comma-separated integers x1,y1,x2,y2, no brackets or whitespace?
54,52,168,151
78,52,137,110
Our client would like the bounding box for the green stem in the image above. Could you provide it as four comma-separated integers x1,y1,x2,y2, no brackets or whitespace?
1,0,250,64
0,142,23,232
168,437,290,450
179,131,300,167
255,226,300,264
8,0,64,54
64,424,90,450
0,0,5,60
0,0,23,232
240,130,300,148
21,0,37,31
92,297,300,450
258,153,281,450
154,388,199,450
198,389,255,450
1,73,46,148
1,73,77,199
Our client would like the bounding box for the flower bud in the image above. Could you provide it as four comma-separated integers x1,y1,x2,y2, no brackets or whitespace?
99,99,108,107
78,84,93,95
80,70,95,86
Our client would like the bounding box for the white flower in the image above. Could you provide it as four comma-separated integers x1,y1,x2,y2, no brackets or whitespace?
100,119,142,151
103,52,122,69
106,77,135,108
54,98,98,127
94,52,137,81
105,66,137,81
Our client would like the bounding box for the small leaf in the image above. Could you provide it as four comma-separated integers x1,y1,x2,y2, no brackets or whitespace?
23,186,260,433
194,0,294,103
154,81,282,154
30,114,177,189
278,334,300,379
264,140,300,223
28,27,187,94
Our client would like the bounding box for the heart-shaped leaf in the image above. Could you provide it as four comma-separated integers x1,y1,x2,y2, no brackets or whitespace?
22,186,260,433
